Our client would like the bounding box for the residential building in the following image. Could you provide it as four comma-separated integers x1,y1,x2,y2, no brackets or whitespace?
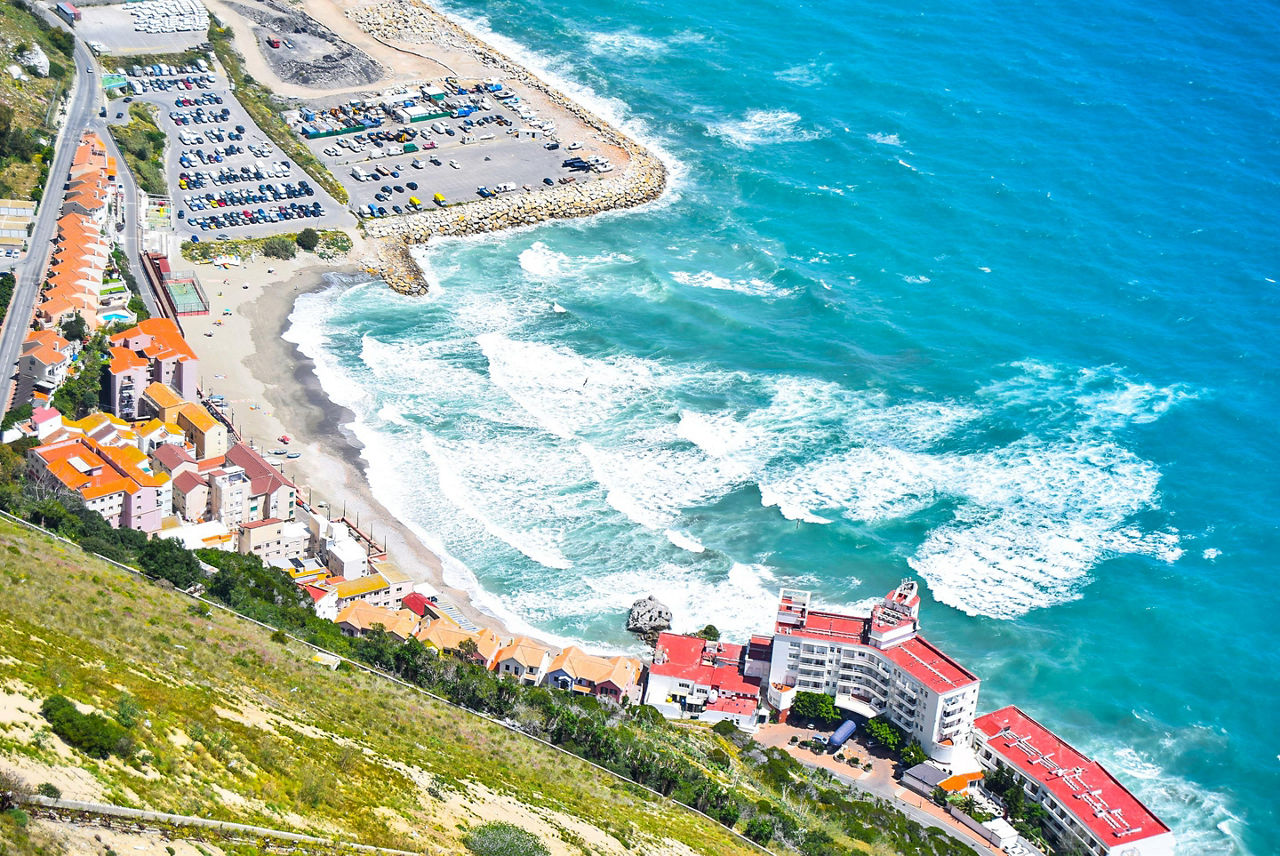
545,647,643,704
224,442,295,520
336,601,421,640
17,330,75,399
972,706,1175,856
134,418,185,454
29,436,170,532
106,319,199,420
493,637,553,685
416,621,506,668
767,582,981,762
237,517,308,564
138,381,187,423
644,632,763,732
400,591,455,624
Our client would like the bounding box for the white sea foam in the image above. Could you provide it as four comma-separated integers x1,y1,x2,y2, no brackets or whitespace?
902,274,931,285
418,433,573,570
584,29,703,58
670,269,792,297
708,109,827,148
774,60,834,85
519,240,636,280
867,132,903,146
982,360,1200,431
665,529,706,553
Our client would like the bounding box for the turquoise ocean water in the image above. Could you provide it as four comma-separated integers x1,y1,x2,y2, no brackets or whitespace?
285,0,1279,850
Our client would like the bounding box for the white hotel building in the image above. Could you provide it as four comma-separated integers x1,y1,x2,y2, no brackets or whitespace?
972,706,1175,856
767,581,981,763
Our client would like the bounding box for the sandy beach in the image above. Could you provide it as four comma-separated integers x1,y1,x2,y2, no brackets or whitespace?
182,248,515,636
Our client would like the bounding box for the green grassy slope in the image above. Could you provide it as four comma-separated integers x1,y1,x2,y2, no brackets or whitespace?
0,518,756,856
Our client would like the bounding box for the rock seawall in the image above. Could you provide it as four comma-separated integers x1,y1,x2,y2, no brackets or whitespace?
348,0,669,295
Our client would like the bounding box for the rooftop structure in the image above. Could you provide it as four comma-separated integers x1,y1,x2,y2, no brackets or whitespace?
28,435,170,533
767,582,980,762
972,707,1174,856
645,632,763,731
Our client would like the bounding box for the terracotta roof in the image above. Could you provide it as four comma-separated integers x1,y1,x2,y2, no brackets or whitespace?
495,636,552,670
416,621,504,661
649,633,758,697
173,470,205,494
108,346,149,373
152,442,195,470
176,402,218,433
336,600,403,634
142,381,185,410
225,442,294,494
548,647,642,690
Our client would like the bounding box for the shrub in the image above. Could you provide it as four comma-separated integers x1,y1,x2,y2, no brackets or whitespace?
463,821,550,856
295,227,319,251
744,815,774,845
711,718,740,737
261,236,296,259
35,783,60,800
40,695,133,759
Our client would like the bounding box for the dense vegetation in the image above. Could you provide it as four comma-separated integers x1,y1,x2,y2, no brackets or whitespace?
49,333,108,419
39,694,134,759
0,0,73,199
181,228,352,263
207,19,348,203
0,446,977,856
0,271,15,326
465,821,552,856
106,102,169,196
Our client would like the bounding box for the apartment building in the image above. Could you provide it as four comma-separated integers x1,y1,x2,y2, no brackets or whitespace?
29,436,170,533
106,319,199,420
972,707,1175,856
767,582,980,762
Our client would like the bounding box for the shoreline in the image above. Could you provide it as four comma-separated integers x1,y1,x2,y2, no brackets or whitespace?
186,252,519,639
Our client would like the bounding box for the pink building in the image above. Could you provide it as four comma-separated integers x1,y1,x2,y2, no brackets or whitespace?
106,319,198,419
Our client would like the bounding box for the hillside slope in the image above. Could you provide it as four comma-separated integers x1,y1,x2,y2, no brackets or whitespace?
0,517,755,856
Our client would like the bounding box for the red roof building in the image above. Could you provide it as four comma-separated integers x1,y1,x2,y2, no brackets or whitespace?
973,706,1174,856
766,582,980,762
643,632,763,732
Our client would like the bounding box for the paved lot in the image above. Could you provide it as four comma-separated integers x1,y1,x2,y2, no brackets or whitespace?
301,108,610,218
110,62,354,239
81,4,206,55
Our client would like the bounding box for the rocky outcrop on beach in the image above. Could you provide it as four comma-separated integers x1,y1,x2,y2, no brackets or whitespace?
347,0,669,295
626,595,673,646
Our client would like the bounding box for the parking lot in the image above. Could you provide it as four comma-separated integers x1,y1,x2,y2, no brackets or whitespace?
294,84,615,219
110,59,354,239
80,3,207,55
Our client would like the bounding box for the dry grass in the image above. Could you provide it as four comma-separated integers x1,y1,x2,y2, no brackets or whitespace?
0,519,756,856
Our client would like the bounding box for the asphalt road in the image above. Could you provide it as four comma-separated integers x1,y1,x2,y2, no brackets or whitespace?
0,33,99,412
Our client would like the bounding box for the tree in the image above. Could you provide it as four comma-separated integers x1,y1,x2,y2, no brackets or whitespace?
455,637,480,664
901,738,927,767
744,815,774,844
138,537,202,589
789,691,840,727
261,236,296,259
693,624,720,641
60,312,87,342
864,715,904,753
295,227,319,251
